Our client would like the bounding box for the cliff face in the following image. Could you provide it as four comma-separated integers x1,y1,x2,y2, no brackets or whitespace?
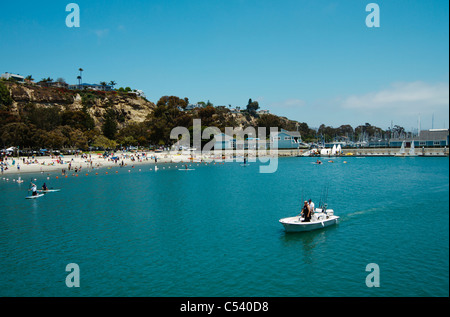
4,82,156,130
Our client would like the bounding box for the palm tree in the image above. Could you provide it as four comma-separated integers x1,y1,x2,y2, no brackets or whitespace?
100,81,107,91
78,68,83,86
109,81,116,89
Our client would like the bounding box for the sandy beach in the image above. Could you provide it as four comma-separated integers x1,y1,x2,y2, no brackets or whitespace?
0,148,269,177
0,151,198,176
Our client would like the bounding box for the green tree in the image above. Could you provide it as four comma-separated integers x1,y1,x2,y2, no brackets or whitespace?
156,95,188,109
0,122,34,148
0,82,13,110
197,106,216,126
296,122,316,142
117,122,148,146
257,114,282,131
69,129,89,149
246,98,259,116
102,108,118,140
92,135,117,149
61,110,95,131
25,105,62,131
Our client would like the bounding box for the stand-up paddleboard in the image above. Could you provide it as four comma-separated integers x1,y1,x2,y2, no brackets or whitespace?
37,189,61,193
179,169,195,171
25,194,45,199
240,164,250,167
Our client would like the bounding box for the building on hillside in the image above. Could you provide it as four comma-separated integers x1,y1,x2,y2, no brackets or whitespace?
127,89,146,98
1,72,25,83
38,81,69,88
186,104,205,111
68,83,113,91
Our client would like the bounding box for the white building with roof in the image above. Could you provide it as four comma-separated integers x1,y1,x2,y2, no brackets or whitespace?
1,72,25,83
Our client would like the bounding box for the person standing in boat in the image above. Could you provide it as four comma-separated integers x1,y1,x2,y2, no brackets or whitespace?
308,199,315,221
301,201,311,222
308,199,315,213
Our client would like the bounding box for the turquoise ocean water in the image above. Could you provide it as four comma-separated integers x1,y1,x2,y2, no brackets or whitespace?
0,156,448,297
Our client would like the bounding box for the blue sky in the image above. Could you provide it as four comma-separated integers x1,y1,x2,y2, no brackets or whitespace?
0,0,448,130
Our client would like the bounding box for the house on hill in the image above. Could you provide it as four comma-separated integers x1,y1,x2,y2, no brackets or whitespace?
1,72,24,83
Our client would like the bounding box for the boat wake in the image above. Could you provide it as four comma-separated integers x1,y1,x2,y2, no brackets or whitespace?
340,207,379,221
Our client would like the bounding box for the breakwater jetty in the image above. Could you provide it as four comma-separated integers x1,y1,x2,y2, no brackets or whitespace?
281,147,448,157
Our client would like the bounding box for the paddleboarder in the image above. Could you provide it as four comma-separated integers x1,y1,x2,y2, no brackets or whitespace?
30,182,38,196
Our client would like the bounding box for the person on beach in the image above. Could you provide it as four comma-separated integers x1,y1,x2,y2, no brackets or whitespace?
301,201,311,222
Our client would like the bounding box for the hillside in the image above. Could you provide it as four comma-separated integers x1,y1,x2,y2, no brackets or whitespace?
0,81,307,150
3,81,156,129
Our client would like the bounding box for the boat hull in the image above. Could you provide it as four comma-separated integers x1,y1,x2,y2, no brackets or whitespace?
279,215,339,232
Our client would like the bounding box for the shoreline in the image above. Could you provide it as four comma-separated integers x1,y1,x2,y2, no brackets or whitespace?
1,148,448,177
0,151,255,176
0,152,171,176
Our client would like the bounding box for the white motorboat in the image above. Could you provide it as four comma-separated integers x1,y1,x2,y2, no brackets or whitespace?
279,208,339,232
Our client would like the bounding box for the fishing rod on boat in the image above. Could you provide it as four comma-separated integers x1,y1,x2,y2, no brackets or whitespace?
318,186,325,209
323,182,330,213
297,188,304,217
